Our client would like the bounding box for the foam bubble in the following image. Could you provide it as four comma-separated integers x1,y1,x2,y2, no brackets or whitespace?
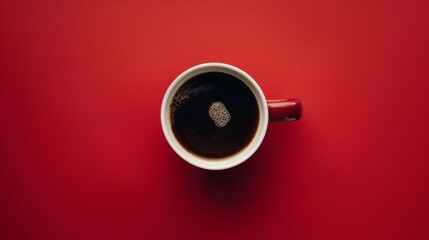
208,101,231,128
170,83,213,125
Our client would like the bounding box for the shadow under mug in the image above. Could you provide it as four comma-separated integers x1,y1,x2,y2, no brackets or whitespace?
161,63,302,170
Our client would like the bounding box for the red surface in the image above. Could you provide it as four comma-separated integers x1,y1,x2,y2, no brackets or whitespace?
1,0,429,239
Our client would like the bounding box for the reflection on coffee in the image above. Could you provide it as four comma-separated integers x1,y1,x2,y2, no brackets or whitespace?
170,72,259,159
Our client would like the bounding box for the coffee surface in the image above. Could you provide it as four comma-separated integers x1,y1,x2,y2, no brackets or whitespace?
170,72,259,158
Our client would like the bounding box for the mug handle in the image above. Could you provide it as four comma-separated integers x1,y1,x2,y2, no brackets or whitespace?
267,99,302,122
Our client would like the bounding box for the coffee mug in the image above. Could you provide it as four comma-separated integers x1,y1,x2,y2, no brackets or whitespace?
161,63,302,170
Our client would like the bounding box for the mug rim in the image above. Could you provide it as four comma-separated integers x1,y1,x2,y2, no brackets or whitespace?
160,62,269,170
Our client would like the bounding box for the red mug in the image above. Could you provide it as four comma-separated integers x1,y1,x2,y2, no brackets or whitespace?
161,63,302,170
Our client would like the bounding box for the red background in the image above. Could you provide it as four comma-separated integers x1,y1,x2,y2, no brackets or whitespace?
1,0,429,239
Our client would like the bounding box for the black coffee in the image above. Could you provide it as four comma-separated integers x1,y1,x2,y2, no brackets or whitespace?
170,72,259,158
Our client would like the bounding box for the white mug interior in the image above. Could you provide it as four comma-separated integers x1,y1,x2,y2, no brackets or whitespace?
160,63,269,170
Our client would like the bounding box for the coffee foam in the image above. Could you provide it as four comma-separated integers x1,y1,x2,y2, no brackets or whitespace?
208,101,231,128
170,82,214,125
